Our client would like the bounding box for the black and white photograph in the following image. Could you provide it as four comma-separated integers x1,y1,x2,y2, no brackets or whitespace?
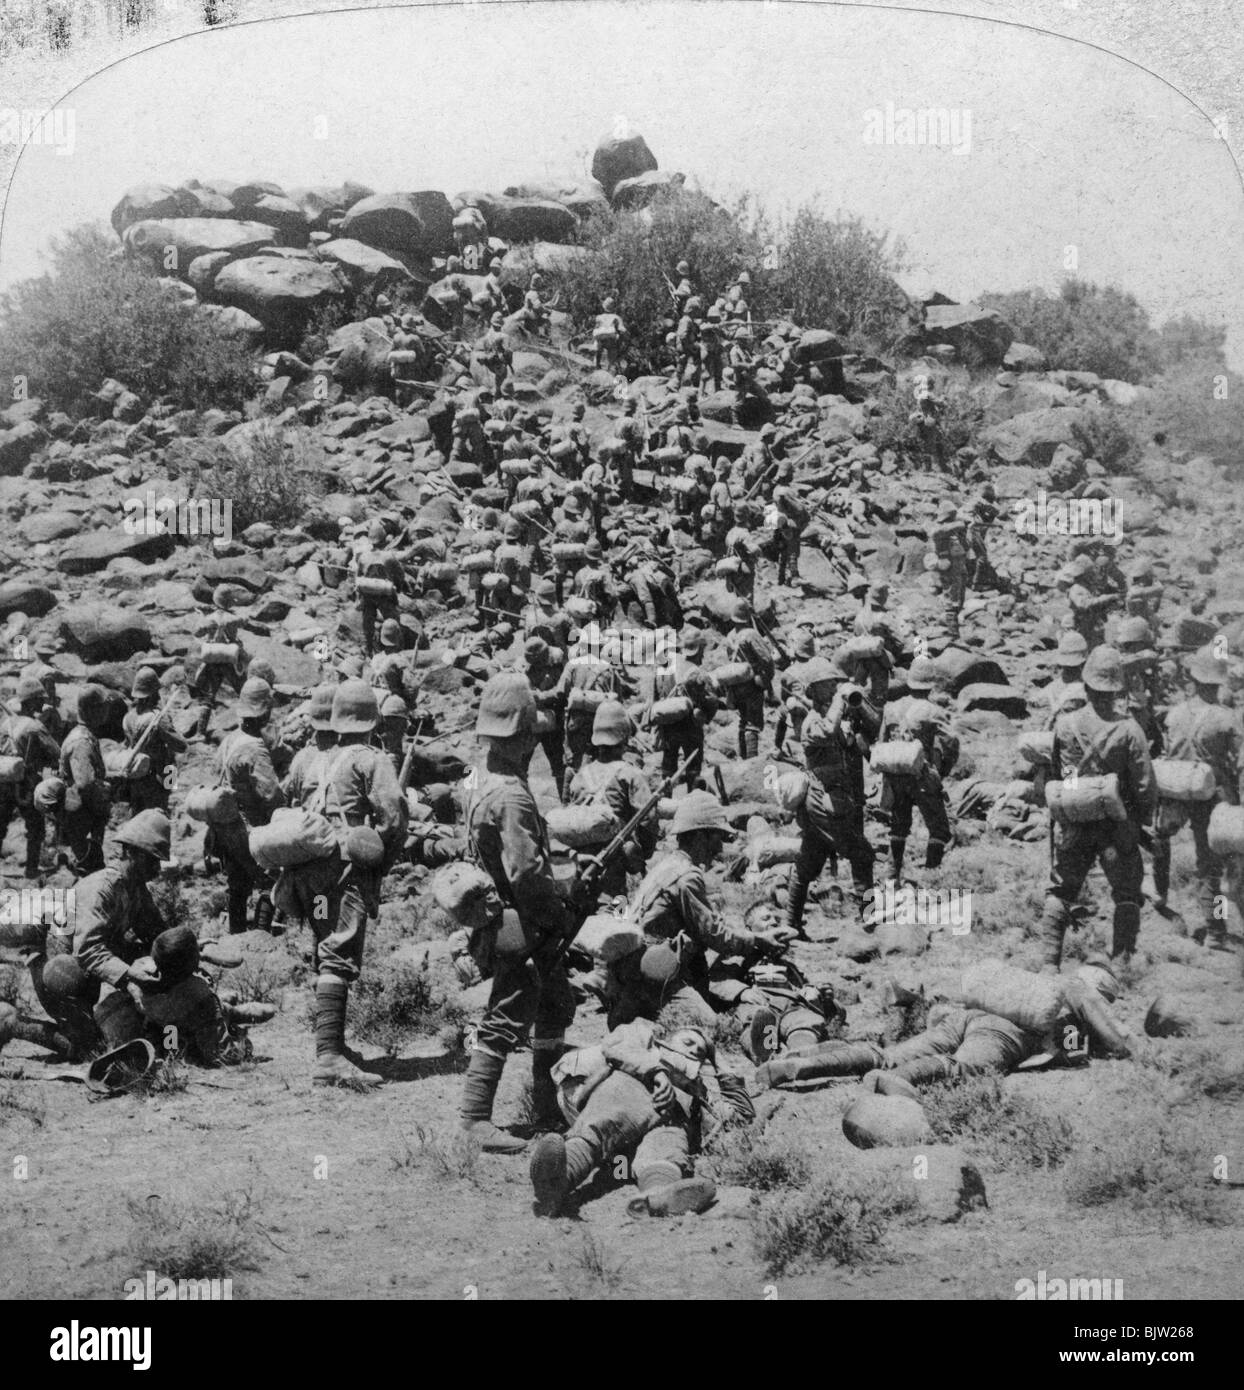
0,0,1240,1333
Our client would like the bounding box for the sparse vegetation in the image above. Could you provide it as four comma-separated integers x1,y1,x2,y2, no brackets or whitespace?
922,1074,1074,1170
390,1125,481,1183
752,1175,913,1275
347,959,469,1057
0,225,257,415
191,422,328,534
703,1126,812,1192
126,1189,265,1282
0,1083,46,1129
568,1230,626,1292
1064,1121,1232,1225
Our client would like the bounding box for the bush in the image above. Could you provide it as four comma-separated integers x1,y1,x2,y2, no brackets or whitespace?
922,1074,1074,1170
195,423,327,534
1065,1122,1231,1225
752,1175,912,1275
0,224,257,416
1143,362,1244,468
346,958,467,1057
552,189,764,373
126,1190,264,1282
867,371,983,462
766,203,909,347
390,1125,481,1183
703,1126,812,1192
978,279,1161,384
1070,403,1141,474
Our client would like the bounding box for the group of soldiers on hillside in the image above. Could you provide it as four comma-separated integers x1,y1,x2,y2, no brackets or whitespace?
1,244,1241,1220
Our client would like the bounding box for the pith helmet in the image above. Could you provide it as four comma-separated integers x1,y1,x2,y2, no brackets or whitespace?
308,684,336,731
1082,646,1125,693
114,809,171,860
236,678,273,719
476,671,536,738
130,667,160,699
592,699,633,747
671,791,734,838
1186,644,1228,685
1055,631,1088,666
331,679,379,734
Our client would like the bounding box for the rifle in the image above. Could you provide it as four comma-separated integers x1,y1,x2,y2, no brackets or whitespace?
120,691,177,779
551,749,701,964
744,437,822,502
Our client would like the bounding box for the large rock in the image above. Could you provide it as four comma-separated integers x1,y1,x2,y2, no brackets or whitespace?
20,510,83,543
123,217,278,272
956,683,1028,718
58,527,175,575
212,256,346,334
1003,341,1047,372
982,407,1088,467
111,183,189,235
241,631,323,688
922,303,1014,365
503,178,609,219
796,329,847,363
611,169,686,210
60,603,151,659
0,421,47,474
591,131,658,198
0,580,57,618
196,304,266,341
326,319,394,392
176,184,234,218
247,193,309,243
487,197,577,245
316,238,412,291
340,191,455,258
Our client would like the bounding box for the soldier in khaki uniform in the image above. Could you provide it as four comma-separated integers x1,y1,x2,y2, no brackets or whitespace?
880,657,958,880
1039,647,1156,970
59,683,111,874
1151,645,1243,948
721,597,776,761
212,678,284,936
461,673,578,1151
0,674,61,878
123,667,187,814
606,792,789,1026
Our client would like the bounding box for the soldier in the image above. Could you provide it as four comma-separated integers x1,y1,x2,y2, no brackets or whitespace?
1058,554,1119,649
699,305,724,392
1116,616,1162,755
211,678,283,935
567,701,658,901
377,692,409,763
123,667,187,814
31,810,170,1058
0,675,61,879
704,459,735,556
59,683,111,875
355,532,406,660
521,273,551,336
722,597,775,760
1047,631,1089,725
671,259,693,317
286,681,404,1087
784,657,876,939
880,658,958,881
520,637,567,797
190,587,248,739
572,537,614,619
1150,644,1242,948
558,625,634,798
772,485,808,588
452,203,487,263
1039,646,1156,970
649,625,717,790
721,505,760,601
283,684,337,808
964,483,1000,588
593,297,627,374
928,500,969,637
530,1021,753,1218
462,673,578,1149
606,791,790,1026
477,312,513,395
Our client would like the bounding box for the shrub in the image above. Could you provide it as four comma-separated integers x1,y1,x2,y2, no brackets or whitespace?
346,958,468,1057
0,224,257,416
978,279,1161,384
551,188,765,370
567,1230,626,1292
922,1074,1074,1170
1143,361,1244,469
752,1175,912,1275
1065,1122,1231,1225
766,202,909,347
0,1084,46,1130
390,1125,481,1183
126,1190,264,1282
867,371,982,462
1070,403,1140,474
703,1126,812,1192
195,423,327,534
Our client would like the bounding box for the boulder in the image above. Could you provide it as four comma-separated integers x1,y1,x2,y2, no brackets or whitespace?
934,648,1008,694
796,329,847,363
60,603,151,659
0,580,57,619
326,319,394,392
956,683,1028,718
122,218,278,270
0,421,47,474
591,131,658,198
241,631,324,688
198,556,271,594
110,183,189,235
1144,995,1193,1038
341,191,455,258
982,407,1088,468
212,256,346,333
247,193,309,243
58,527,175,575
196,304,266,341
1003,341,1046,372
503,178,609,219
20,510,83,543
846,1144,988,1222
611,169,686,210
487,197,577,244
316,238,412,291
842,1093,934,1149
186,251,234,293
922,303,1014,365
175,184,234,218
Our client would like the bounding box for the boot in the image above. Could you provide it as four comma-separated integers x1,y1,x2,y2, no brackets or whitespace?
226,883,249,936
225,1002,277,1026
628,1176,717,1218
783,865,811,941
1151,836,1171,907
1110,901,1140,963
530,1133,593,1215
253,894,276,935
1039,896,1070,972
745,1007,780,1064
0,1003,74,1060
531,1038,565,1130
459,1050,527,1153
312,977,382,1088
889,837,907,881
755,1040,883,1089
891,1054,955,1088
742,727,760,760
924,838,948,870
194,703,212,739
